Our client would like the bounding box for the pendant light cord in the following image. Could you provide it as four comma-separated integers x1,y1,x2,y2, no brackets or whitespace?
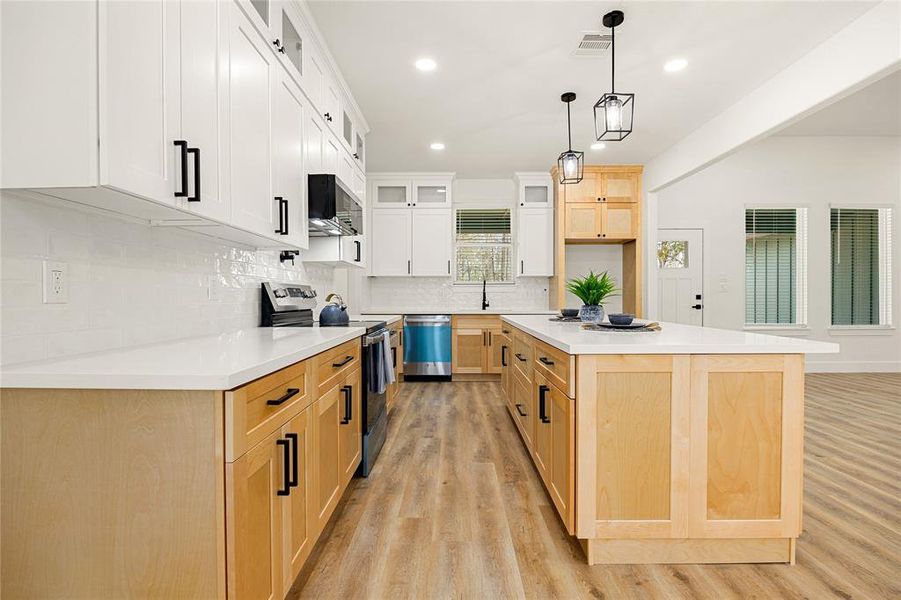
610,23,615,94
566,100,573,151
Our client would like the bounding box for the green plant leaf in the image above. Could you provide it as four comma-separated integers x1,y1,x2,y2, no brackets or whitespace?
565,270,620,306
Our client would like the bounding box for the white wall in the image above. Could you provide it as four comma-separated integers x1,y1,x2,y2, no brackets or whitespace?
0,192,346,365
656,136,901,372
362,178,551,311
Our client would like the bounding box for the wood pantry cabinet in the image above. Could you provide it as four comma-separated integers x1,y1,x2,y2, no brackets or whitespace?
0,338,363,599
451,315,503,376
501,322,804,565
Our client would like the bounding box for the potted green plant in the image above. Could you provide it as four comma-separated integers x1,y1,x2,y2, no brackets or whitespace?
565,270,619,323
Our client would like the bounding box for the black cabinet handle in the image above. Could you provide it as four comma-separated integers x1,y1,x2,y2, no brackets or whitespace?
521,260,524,275
187,146,200,202
515,353,526,362
267,387,300,406
285,432,299,489
501,345,507,367
691,304,703,310
391,346,397,366
354,240,361,262
332,355,354,368
174,140,189,197
282,198,289,235
407,260,411,275
276,438,291,496
353,152,360,160
278,44,286,54
515,403,527,417
340,385,353,425
272,38,281,48
538,356,555,367
447,260,450,275
539,385,550,423
274,197,286,235
502,329,510,334
324,112,332,122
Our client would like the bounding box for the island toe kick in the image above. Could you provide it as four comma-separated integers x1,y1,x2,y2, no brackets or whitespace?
500,320,814,566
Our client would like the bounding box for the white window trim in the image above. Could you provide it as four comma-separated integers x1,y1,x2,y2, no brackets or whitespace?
828,205,893,328
743,206,808,327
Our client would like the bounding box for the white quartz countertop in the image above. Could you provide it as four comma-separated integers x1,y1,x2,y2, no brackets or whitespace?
349,314,402,325
0,326,367,390
502,315,840,355
363,308,556,315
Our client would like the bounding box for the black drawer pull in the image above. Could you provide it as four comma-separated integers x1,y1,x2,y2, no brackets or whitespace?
340,385,353,424
539,385,551,423
538,356,555,366
285,432,299,488
267,387,300,406
501,345,507,367
515,403,527,417
515,353,526,362
332,355,354,368
276,438,291,496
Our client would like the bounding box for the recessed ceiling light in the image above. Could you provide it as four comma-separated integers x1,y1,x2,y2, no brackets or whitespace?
430,142,445,150
415,58,437,72
664,58,688,73
591,142,606,150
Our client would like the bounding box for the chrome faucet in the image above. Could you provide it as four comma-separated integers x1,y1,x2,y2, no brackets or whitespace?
482,280,490,311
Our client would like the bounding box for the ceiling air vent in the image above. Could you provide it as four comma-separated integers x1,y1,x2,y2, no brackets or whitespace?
573,32,612,57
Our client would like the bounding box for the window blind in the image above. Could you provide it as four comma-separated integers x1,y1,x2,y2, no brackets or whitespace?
830,208,891,326
745,208,806,325
455,208,512,283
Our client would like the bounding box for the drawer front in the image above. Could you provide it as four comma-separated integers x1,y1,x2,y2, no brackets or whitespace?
453,314,502,330
315,339,361,396
513,331,533,381
226,360,310,462
533,338,574,397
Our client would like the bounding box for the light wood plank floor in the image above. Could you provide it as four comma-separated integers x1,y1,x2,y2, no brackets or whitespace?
290,374,901,599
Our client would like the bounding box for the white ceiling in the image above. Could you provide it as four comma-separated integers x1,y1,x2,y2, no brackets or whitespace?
777,69,901,137
308,1,877,177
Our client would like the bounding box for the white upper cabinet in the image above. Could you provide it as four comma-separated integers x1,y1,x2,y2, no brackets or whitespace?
225,2,277,239
101,0,181,206
177,0,228,221
272,71,308,249
305,110,325,175
517,208,554,277
372,180,413,208
323,80,341,135
515,172,553,208
411,209,452,276
276,3,305,84
323,133,339,177
412,180,452,208
370,174,454,209
370,209,412,276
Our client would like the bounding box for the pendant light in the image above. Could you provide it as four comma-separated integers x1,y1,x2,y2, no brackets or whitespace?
594,10,634,141
557,92,584,184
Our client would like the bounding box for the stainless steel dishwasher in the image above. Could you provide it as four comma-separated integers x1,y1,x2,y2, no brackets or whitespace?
403,315,452,379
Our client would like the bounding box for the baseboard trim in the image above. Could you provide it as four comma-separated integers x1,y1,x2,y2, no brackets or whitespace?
579,538,793,565
806,361,901,373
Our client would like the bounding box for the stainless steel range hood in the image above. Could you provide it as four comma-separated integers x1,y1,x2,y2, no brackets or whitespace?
308,174,363,237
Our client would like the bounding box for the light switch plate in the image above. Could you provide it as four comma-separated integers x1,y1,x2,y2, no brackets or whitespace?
43,260,68,303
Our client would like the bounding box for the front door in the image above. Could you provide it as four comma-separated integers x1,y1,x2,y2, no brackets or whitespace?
656,228,703,326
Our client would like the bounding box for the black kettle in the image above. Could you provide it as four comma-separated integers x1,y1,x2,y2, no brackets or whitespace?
319,293,349,325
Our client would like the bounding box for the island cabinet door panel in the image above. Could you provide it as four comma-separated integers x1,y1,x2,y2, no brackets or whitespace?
281,408,315,589
499,331,513,404
226,428,285,600
532,372,553,480
575,355,691,540
487,328,504,374
339,368,363,485
688,355,804,539
547,378,575,534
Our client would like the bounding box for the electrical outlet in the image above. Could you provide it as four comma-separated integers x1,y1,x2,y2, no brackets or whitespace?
43,261,68,304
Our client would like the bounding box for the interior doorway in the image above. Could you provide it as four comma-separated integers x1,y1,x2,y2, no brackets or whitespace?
656,228,704,326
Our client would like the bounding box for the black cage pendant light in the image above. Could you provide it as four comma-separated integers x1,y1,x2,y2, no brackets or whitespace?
557,92,584,184
594,10,634,142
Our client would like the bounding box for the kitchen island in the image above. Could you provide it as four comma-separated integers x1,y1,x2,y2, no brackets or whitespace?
498,315,838,565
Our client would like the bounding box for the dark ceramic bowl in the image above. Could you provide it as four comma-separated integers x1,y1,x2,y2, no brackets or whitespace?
608,313,634,325
561,308,579,318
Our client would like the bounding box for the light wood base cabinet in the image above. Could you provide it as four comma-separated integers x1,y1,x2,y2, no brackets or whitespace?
0,341,363,599
503,323,805,565
451,315,503,377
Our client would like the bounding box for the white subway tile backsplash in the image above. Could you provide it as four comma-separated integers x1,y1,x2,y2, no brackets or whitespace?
364,276,550,312
1,191,343,365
